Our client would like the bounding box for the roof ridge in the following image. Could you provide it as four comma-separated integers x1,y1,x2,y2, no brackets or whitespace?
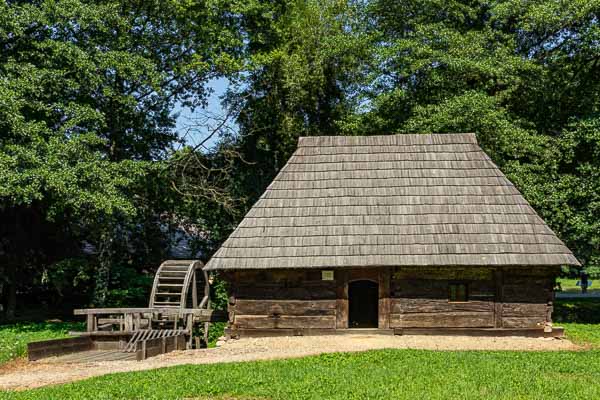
297,133,478,147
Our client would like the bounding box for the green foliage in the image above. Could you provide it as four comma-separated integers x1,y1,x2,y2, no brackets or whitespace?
229,0,372,202
554,299,600,325
0,321,83,364
2,0,600,317
0,0,240,314
4,348,600,399
356,0,600,270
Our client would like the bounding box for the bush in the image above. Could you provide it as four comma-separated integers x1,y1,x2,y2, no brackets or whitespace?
554,299,600,324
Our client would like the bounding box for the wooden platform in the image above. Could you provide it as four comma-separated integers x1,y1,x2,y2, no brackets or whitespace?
28,330,188,362
41,350,138,363
227,327,564,338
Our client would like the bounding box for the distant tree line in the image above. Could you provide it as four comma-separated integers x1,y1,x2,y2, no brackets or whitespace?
1,0,598,320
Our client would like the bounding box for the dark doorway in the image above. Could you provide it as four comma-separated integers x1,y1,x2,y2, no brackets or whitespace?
348,280,379,328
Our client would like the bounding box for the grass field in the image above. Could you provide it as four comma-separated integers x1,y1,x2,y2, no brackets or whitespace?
556,277,599,294
1,301,599,399
0,322,83,365
2,348,600,399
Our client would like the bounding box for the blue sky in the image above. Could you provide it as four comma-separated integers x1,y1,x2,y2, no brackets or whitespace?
174,77,230,149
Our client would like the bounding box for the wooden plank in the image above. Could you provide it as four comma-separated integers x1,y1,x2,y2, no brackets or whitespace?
235,315,336,329
234,300,336,316
75,308,219,316
391,298,493,314
336,270,349,329
28,337,93,361
350,269,379,282
501,303,548,317
502,316,546,329
229,328,395,338
86,314,96,332
393,267,494,281
494,269,503,328
235,284,336,300
502,285,550,303
390,312,494,328
378,268,391,329
394,327,563,338
391,280,448,298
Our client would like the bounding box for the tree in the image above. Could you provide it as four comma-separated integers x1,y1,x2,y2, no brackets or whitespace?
361,0,600,270
0,0,239,316
225,0,371,203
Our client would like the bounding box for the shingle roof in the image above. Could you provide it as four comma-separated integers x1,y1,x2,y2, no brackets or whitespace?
204,133,580,270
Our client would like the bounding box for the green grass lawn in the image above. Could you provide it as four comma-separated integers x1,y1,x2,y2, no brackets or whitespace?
1,301,598,399
2,349,600,400
556,278,599,294
0,322,83,365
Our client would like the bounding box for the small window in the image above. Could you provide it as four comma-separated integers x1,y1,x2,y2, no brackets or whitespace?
448,283,468,302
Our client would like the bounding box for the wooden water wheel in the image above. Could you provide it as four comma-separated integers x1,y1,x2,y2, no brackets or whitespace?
149,260,209,310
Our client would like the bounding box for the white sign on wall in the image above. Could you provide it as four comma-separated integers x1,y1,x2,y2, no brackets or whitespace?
321,270,334,281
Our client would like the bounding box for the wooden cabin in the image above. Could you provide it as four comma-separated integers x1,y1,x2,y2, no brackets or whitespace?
204,134,580,337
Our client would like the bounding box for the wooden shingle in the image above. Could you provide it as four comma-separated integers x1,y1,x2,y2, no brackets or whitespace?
204,133,580,270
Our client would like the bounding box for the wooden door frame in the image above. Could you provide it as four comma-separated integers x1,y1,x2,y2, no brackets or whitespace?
336,268,391,329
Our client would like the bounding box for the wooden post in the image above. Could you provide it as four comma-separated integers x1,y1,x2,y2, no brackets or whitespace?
124,313,133,332
186,313,194,349
86,313,96,332
192,271,198,308
141,340,147,360
494,268,503,328
134,313,141,331
203,296,211,346
378,268,391,329
336,269,349,329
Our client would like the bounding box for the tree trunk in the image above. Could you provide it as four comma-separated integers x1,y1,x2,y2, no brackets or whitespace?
5,266,17,320
93,230,114,307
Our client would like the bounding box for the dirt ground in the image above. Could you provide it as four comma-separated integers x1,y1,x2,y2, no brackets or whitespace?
0,334,578,391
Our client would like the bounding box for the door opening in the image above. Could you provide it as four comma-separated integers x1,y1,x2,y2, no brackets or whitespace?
348,280,379,328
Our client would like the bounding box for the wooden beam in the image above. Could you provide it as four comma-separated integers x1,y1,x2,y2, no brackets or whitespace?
394,327,564,338
74,308,220,316
494,269,503,328
336,269,349,329
378,268,391,329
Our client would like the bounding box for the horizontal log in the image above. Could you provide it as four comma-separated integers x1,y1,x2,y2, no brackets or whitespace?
392,280,448,298
502,316,546,329
394,327,563,338
234,300,336,316
74,308,216,316
504,267,558,277
503,275,553,285
28,337,93,361
392,280,494,299
393,267,494,281
97,318,123,325
502,285,550,302
390,312,494,328
235,315,336,329
501,303,548,317
391,298,493,314
235,286,336,300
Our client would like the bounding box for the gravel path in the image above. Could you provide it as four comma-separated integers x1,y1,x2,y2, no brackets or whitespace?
0,334,578,391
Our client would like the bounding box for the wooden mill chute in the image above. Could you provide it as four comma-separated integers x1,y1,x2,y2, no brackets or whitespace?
149,260,209,309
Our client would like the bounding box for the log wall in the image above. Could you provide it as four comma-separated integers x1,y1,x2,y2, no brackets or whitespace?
390,267,556,330
228,270,338,330
224,266,558,335
390,267,496,329
500,268,555,329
